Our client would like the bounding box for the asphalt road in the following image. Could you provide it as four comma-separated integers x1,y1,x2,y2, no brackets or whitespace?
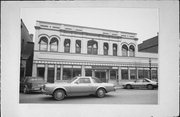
19,89,158,104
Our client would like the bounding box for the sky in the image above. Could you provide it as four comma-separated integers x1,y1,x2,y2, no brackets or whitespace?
21,8,159,44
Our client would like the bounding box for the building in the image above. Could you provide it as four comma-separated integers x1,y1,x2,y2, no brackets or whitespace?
32,21,158,84
20,19,34,80
138,35,158,53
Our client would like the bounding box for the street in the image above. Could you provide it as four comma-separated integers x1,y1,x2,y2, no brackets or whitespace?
19,89,158,104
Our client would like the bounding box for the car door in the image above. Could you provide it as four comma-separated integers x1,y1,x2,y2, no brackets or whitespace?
133,79,144,88
70,78,93,96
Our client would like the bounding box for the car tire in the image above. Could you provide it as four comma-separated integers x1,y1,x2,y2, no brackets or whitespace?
126,84,132,89
53,89,65,101
96,88,105,98
147,84,153,90
23,86,29,94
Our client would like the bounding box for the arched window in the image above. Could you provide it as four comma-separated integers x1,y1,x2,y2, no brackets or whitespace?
76,40,81,53
113,44,117,56
104,43,109,55
50,38,58,52
122,44,128,56
39,37,48,51
87,40,98,55
129,45,135,57
64,39,71,53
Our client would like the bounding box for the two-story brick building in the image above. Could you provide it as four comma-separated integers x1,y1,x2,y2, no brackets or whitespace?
32,20,158,84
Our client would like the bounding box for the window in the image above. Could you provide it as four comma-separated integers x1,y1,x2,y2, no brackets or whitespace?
103,43,109,55
50,38,58,52
121,69,128,80
77,78,91,84
130,69,136,79
64,39,70,53
76,40,81,53
39,37,48,51
129,45,135,57
87,40,98,55
92,77,102,83
122,44,128,56
113,44,117,56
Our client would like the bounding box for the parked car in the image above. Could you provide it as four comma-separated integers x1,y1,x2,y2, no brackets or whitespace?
20,76,45,93
122,78,158,90
42,76,116,100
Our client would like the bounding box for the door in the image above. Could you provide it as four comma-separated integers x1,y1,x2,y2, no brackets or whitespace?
95,71,106,82
47,68,54,83
70,78,93,96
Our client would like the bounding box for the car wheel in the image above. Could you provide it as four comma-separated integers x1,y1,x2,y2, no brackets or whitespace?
96,88,105,98
23,86,29,94
126,84,132,89
53,89,65,101
147,84,153,90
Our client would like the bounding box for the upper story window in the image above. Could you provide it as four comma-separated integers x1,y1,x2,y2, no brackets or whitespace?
113,44,117,56
76,40,81,53
87,40,98,55
129,45,135,57
50,38,58,52
122,44,128,56
103,43,109,55
39,37,48,51
64,39,71,53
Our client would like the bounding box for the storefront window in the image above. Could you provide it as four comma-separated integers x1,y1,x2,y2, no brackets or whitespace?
72,66,81,77
56,68,61,80
37,67,45,78
63,65,72,80
121,69,128,80
143,69,149,78
151,69,158,80
130,69,136,79
138,69,144,79
110,70,117,80
85,69,92,76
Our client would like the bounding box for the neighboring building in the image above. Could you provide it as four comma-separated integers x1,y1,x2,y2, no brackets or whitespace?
32,21,158,84
138,35,158,53
20,19,34,81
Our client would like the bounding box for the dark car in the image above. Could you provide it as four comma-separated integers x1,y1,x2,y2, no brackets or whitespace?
20,77,45,93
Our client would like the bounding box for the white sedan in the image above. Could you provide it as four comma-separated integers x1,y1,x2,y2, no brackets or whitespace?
122,78,158,90
42,76,116,100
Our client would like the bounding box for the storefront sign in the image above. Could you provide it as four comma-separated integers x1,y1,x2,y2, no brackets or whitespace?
92,66,112,70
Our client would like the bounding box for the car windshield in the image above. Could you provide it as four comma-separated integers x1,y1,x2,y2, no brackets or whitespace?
67,77,78,83
26,77,44,83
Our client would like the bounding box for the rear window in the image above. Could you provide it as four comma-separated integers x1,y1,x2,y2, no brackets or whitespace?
92,77,102,83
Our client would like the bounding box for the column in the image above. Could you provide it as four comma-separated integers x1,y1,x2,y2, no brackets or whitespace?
82,39,87,54
92,70,95,77
118,67,121,82
44,64,48,82
59,38,64,52
136,67,139,79
109,42,113,56
128,67,130,80
60,65,63,80
98,40,103,55
54,64,57,81
32,63,37,77
81,65,85,76
71,38,76,53
117,43,121,56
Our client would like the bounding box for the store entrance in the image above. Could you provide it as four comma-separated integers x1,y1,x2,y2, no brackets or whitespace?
47,68,54,83
95,71,106,82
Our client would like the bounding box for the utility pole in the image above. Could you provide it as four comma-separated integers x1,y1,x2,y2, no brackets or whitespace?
149,58,152,80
